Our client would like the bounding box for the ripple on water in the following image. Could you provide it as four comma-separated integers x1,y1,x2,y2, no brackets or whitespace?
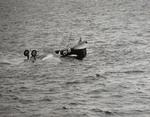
1,0,150,117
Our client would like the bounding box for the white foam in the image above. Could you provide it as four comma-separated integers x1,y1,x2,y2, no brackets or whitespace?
42,54,53,61
42,54,61,63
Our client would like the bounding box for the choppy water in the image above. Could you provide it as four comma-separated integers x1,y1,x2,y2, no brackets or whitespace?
0,0,150,117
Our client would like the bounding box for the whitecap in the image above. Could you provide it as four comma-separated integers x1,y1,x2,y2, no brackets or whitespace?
42,54,61,64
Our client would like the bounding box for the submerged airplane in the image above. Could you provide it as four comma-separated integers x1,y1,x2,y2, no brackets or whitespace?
55,38,88,60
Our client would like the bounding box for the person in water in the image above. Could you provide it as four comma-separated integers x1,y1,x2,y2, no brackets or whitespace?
24,49,37,62
31,50,37,60
55,38,87,60
24,49,30,60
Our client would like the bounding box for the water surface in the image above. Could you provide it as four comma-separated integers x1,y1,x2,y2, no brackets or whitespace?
0,0,150,117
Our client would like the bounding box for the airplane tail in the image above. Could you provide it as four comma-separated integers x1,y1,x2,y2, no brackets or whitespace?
73,38,87,49
78,37,82,44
